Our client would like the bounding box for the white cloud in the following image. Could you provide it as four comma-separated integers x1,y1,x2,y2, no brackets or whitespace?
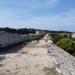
13,9,75,26
1,8,75,28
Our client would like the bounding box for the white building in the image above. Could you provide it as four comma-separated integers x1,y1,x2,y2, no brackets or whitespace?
36,30,45,35
72,33,75,38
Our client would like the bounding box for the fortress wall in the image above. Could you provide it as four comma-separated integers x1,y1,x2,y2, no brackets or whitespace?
0,31,44,48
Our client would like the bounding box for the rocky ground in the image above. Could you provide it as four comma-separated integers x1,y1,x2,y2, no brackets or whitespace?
0,34,75,75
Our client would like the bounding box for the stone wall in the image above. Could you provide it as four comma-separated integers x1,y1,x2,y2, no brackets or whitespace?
48,44,75,75
0,31,44,49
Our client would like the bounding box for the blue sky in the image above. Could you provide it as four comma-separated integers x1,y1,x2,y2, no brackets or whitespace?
0,0,75,31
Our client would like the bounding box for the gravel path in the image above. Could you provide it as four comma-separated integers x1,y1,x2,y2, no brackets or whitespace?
0,34,59,75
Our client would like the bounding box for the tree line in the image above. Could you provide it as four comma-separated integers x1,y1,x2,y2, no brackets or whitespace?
0,27,36,34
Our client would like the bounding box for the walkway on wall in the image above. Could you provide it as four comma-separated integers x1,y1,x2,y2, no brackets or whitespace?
0,34,59,75
0,34,75,75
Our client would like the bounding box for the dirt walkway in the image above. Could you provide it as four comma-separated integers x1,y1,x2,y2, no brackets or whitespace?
0,34,59,75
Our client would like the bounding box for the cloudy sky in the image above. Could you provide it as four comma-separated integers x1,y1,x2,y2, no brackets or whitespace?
0,0,75,31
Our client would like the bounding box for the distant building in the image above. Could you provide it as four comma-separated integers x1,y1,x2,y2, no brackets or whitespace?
72,33,75,38
60,33,70,38
36,31,40,35
50,32,71,38
36,31,44,35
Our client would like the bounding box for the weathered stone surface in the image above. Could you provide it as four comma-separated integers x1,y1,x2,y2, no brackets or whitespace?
0,33,75,75
48,44,75,75
0,34,58,75
0,31,44,48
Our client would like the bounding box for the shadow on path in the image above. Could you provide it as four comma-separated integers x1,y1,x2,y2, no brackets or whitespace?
0,42,29,55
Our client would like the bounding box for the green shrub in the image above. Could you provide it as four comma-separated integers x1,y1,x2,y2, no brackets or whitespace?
57,38,75,54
